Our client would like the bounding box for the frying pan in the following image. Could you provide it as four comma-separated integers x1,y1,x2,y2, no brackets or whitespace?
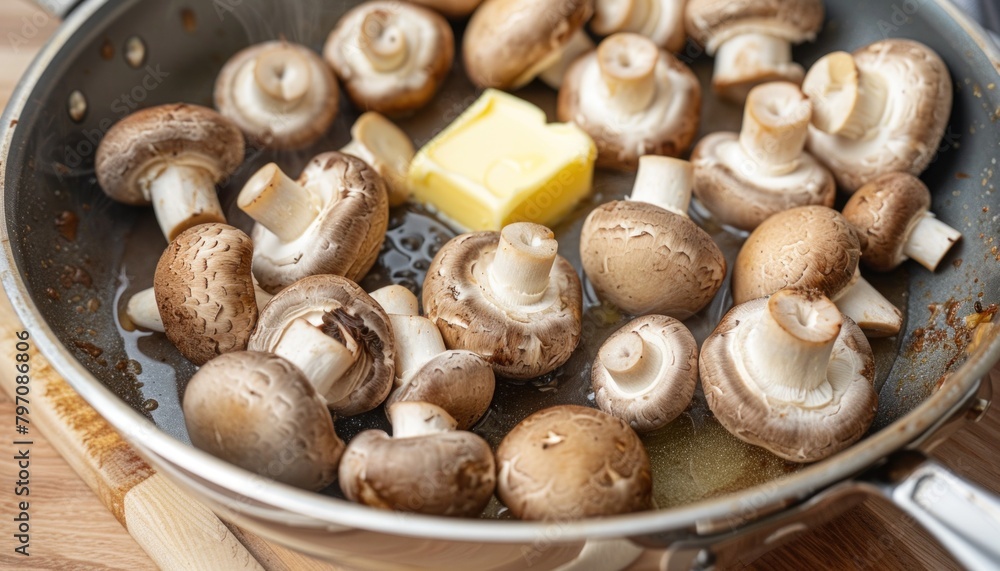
2,0,999,569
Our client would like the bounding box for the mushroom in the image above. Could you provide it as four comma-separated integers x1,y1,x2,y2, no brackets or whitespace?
691,81,835,231
339,112,414,207
214,40,339,149
154,223,258,366
591,0,687,53
700,288,878,463
422,222,583,379
580,156,726,319
842,173,962,272
95,103,245,241
591,315,698,432
407,0,484,17
802,40,954,192
463,0,595,90
237,152,389,294
684,0,824,103
247,274,395,416
369,285,495,430
495,405,652,520
339,401,495,516
732,205,902,337
183,351,344,491
558,33,701,170
125,281,273,334
324,1,454,116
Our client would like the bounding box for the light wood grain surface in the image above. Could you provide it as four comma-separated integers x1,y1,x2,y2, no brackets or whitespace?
0,1,998,570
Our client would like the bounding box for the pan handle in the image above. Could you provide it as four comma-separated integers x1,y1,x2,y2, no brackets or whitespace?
865,450,1000,570
30,0,80,19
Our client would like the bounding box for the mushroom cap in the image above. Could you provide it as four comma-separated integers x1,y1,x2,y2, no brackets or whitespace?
732,206,861,305
591,0,687,53
183,351,344,491
700,294,877,462
251,152,389,294
423,231,583,380
248,274,395,416
592,315,698,432
96,103,245,206
463,0,593,89
842,172,932,272
496,405,652,520
580,200,726,318
805,39,953,192
324,1,454,116
385,350,495,430
214,41,339,149
407,0,484,18
557,38,701,170
691,132,836,231
684,0,824,52
154,223,257,366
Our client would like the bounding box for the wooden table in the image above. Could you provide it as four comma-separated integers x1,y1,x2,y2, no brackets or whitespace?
0,1,998,569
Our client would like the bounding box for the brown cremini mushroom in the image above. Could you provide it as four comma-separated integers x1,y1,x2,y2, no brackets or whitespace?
842,173,962,272
580,156,726,319
496,405,652,520
183,351,344,491
154,223,257,366
238,152,389,294
215,40,339,149
95,104,245,241
248,274,395,416
558,33,701,170
324,1,453,116
803,40,953,192
340,112,415,206
692,81,835,231
125,281,273,334
339,401,496,517
423,222,583,379
407,0,484,18
591,0,687,52
700,288,877,463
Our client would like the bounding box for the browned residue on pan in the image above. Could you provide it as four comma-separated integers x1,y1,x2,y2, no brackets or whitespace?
58,265,91,289
181,8,197,33
99,38,114,61
910,298,1000,392
55,210,78,241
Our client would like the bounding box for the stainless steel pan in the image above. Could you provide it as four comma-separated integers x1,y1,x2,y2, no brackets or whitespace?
2,0,1000,569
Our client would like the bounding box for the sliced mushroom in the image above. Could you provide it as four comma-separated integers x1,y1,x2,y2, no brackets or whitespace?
803,40,953,192
692,81,835,231
339,401,496,517
700,288,877,463
324,1,453,115
154,223,257,365
238,152,389,293
732,205,902,337
340,112,415,206
558,33,701,170
248,275,395,416
95,104,244,241
407,0,484,18
125,281,273,334
591,0,686,52
463,0,595,89
215,40,339,149
592,315,698,432
684,0,824,102
580,156,726,319
183,351,344,491
423,222,582,379
495,405,652,520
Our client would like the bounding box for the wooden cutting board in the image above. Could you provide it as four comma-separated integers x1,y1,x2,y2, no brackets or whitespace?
0,1,998,570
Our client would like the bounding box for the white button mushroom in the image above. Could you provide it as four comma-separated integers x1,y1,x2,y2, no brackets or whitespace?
422,222,583,380
802,40,954,192
580,156,726,319
324,1,454,116
407,0,484,18
95,104,245,241
183,351,344,491
700,288,878,463
691,81,835,231
339,112,415,207
591,0,687,53
237,152,389,294
842,173,962,272
558,33,701,170
339,401,496,517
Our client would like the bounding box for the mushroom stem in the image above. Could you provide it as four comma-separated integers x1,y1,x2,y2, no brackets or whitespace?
145,164,226,241
125,287,163,332
628,156,693,217
487,223,558,308
802,51,888,140
253,45,312,104
253,279,274,311
830,273,902,337
272,318,358,400
388,401,457,438
739,82,812,176
538,30,596,89
389,315,446,385
714,33,795,88
597,33,659,115
599,330,664,394
238,163,318,243
359,10,408,72
370,285,419,316
902,213,962,272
